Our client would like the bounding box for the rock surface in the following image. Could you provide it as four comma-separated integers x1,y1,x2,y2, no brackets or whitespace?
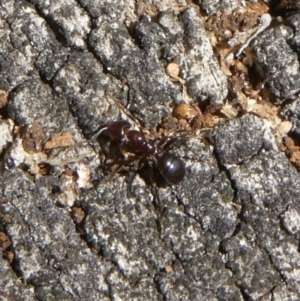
1,1,300,300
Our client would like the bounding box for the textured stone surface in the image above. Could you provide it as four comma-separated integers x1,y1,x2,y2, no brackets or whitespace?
282,95,300,134
253,24,300,100
1,1,300,301
197,0,246,16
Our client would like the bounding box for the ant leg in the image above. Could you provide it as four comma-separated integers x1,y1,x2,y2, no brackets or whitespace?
151,185,163,212
98,154,144,187
91,126,108,140
137,159,164,211
105,91,152,136
162,137,180,152
97,164,123,187
156,135,181,152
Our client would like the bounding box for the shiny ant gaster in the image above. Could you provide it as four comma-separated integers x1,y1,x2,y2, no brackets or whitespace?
93,120,185,185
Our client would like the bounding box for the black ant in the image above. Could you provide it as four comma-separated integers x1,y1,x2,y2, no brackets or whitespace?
93,120,185,186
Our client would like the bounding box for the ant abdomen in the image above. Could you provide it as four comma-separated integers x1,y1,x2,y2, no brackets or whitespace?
156,153,185,185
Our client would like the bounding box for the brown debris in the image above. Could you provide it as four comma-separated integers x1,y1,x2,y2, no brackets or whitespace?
173,103,198,120
71,206,86,224
171,103,223,130
165,265,174,273
22,123,45,153
0,231,14,263
283,136,300,168
44,132,74,150
0,89,9,108
206,4,267,42
219,10,259,33
0,231,11,250
166,62,186,84
250,103,278,121
192,104,223,129
205,4,271,108
246,2,270,15
144,3,159,17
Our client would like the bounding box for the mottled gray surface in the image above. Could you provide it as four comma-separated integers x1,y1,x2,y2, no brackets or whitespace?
253,24,300,100
198,0,246,15
1,1,300,301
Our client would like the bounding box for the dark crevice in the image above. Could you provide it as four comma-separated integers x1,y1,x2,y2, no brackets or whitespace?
35,53,70,87
270,0,300,17
6,201,40,283
69,205,97,251
84,33,114,76
278,211,291,236
231,221,242,237
210,142,266,300
287,37,300,64
9,254,24,279
0,144,10,173
221,260,254,301
172,188,200,227
125,19,145,52
0,104,9,120
238,286,255,301
264,247,289,287
279,94,300,109
110,258,128,280
74,0,95,21
77,6,112,75
1,228,23,280
105,268,114,301
212,147,239,204
7,83,23,95
258,285,278,301
25,0,116,91
25,1,71,48
56,276,82,301
153,271,168,301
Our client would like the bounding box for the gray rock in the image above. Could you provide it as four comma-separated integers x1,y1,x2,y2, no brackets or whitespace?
197,0,246,16
211,115,300,299
253,24,300,100
1,1,300,300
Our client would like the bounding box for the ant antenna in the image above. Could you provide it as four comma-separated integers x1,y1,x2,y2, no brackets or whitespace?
91,126,108,140
105,88,149,134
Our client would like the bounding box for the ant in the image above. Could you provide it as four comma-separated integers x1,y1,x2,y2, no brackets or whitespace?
92,119,185,186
